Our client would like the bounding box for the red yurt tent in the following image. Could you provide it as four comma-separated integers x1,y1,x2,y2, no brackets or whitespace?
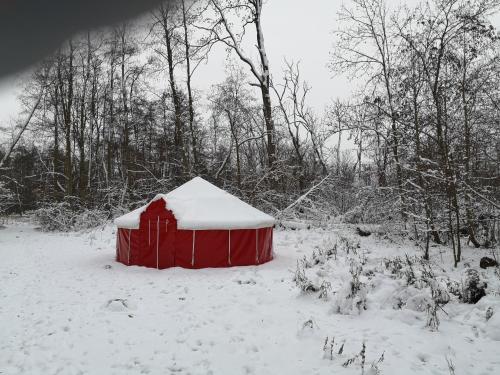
114,177,275,269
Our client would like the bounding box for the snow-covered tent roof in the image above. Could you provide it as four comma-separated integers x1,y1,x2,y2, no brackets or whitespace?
114,177,275,230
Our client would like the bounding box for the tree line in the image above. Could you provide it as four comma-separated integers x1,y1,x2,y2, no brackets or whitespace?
331,0,500,263
1,0,499,265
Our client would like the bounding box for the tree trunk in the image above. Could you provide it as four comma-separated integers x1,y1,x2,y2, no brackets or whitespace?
58,42,75,197
161,5,188,178
255,5,276,170
181,0,198,171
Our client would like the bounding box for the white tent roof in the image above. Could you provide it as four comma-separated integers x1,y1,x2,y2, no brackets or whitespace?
114,177,275,230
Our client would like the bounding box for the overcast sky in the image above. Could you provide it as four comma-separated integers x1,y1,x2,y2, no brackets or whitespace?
0,0,499,130
0,0,345,129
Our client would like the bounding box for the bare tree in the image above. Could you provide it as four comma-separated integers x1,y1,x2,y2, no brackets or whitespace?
152,3,189,178
331,0,407,223
273,60,328,189
205,0,277,173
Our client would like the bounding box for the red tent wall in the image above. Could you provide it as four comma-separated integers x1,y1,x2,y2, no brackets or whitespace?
116,198,273,269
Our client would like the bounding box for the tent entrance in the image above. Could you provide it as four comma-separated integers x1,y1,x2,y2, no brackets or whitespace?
150,217,175,269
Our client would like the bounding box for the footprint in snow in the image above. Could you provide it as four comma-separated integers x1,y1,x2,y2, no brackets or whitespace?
247,345,259,353
103,298,136,312
297,319,318,339
168,365,184,373
234,279,257,285
416,352,429,363
243,365,255,374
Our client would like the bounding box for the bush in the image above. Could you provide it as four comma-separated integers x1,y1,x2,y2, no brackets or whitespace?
343,206,364,224
73,208,110,230
333,259,367,315
31,200,109,232
461,269,487,304
0,181,16,215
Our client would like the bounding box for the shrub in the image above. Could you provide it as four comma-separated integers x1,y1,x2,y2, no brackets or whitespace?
293,261,319,293
461,269,487,304
343,206,363,224
31,200,109,232
333,259,367,315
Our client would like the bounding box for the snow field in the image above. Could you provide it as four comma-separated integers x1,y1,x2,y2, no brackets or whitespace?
1,222,500,375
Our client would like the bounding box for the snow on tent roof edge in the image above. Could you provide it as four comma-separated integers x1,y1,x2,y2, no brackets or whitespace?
114,177,275,230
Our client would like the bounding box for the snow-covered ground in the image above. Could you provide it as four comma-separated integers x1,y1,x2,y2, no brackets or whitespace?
1,221,500,375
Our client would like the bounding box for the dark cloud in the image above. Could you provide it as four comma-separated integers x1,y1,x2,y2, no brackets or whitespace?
0,0,171,78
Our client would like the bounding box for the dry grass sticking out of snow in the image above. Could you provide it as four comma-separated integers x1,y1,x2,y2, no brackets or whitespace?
1,221,500,375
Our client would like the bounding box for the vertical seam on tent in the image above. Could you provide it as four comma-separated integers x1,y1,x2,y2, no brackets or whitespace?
166,219,168,232
228,230,231,265
148,220,151,245
264,228,268,260
256,229,259,264
117,231,121,261
271,231,274,257
191,230,196,267
269,229,272,259
128,229,131,265
156,216,159,269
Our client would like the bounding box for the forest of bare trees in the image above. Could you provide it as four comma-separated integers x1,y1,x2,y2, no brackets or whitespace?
1,0,499,266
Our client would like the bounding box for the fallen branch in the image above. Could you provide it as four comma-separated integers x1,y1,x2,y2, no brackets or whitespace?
356,227,371,237
280,174,332,215
464,183,500,210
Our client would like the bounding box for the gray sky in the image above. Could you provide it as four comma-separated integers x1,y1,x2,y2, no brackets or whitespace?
0,0,499,130
0,74,25,129
193,0,351,110
0,0,346,129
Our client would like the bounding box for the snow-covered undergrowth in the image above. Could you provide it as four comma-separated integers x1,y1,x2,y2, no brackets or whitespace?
294,231,500,373
1,221,500,375
30,202,109,232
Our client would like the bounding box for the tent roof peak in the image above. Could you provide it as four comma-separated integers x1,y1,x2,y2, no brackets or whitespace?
114,176,275,230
